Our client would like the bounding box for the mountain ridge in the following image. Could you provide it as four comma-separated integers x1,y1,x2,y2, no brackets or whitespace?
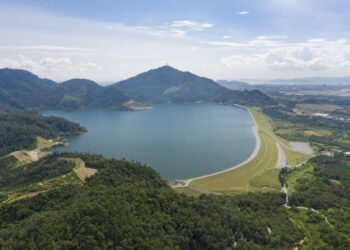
111,65,229,103
0,66,273,110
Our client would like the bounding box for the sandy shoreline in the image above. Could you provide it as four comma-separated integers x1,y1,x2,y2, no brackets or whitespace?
172,107,261,187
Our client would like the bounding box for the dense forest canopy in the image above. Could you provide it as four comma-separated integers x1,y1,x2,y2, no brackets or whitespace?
0,111,85,156
0,153,304,249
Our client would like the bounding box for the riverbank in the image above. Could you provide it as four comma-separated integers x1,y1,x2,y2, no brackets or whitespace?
174,108,281,195
171,107,260,188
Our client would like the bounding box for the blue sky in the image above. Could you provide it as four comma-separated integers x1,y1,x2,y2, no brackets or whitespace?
1,0,350,82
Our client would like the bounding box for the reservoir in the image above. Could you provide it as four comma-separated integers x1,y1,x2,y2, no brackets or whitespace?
44,104,255,180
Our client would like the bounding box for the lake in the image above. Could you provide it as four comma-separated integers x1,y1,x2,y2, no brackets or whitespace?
43,104,255,180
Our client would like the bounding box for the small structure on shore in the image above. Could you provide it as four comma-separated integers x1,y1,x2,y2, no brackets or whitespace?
320,151,335,157
168,180,186,187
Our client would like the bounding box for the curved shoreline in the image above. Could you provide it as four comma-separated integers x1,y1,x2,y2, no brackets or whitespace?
172,107,261,187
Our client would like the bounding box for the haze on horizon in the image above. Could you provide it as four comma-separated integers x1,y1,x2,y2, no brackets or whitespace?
1,0,350,83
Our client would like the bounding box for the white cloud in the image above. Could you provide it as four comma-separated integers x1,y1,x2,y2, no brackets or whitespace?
265,47,327,71
170,20,213,31
237,11,250,15
155,20,214,37
221,54,264,66
218,38,350,74
0,55,102,76
1,3,350,81
169,29,187,37
0,55,36,69
255,35,288,40
40,57,72,68
0,45,92,53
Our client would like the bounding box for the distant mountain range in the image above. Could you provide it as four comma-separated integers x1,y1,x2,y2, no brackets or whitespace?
238,76,350,85
264,76,350,85
0,66,273,110
216,80,252,90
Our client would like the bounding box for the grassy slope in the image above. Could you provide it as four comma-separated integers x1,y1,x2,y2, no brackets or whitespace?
36,136,61,149
0,157,83,203
176,108,310,196
4,171,81,203
285,163,314,194
265,115,311,166
185,108,280,194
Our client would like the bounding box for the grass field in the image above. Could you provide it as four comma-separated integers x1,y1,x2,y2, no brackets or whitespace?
295,104,342,116
273,120,333,141
36,136,62,149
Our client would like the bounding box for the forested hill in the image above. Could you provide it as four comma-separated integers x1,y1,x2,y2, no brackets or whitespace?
112,65,274,105
49,79,129,110
112,65,228,103
0,111,86,156
0,153,303,249
0,67,273,110
0,69,130,110
0,69,56,110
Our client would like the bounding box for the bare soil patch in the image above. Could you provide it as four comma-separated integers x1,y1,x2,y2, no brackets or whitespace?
73,160,97,182
289,142,313,155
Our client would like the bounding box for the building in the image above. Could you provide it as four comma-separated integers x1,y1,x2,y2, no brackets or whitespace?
321,151,335,157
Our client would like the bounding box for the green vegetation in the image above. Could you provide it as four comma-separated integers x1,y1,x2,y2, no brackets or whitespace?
289,155,350,210
295,104,342,115
0,155,80,203
0,153,304,249
283,154,350,248
0,69,129,110
0,152,349,249
284,163,314,194
0,67,273,111
2,67,350,248
265,104,350,153
36,136,61,149
287,209,342,249
0,111,85,156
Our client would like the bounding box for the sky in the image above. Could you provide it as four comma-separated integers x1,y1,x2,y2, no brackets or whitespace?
1,0,350,83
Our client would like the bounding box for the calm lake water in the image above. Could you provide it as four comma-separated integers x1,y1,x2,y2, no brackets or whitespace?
43,104,255,180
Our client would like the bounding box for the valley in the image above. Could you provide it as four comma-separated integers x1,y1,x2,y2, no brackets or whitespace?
0,66,349,249
2,1,350,248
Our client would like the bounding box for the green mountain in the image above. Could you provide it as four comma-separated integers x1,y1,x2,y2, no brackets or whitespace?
112,65,229,103
0,69,129,110
0,111,85,156
0,68,56,109
51,79,129,110
0,67,273,110
113,66,273,105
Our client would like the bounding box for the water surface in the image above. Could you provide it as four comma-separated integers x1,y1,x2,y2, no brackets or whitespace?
44,104,255,179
